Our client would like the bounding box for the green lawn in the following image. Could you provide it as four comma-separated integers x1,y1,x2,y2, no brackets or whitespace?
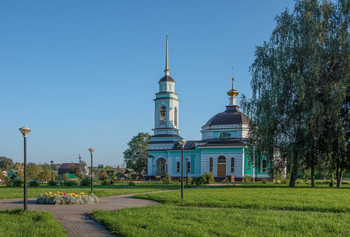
94,205,350,237
135,184,350,212
0,183,179,199
94,184,350,236
0,209,67,237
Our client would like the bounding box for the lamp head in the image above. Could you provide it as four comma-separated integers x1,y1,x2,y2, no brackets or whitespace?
178,140,186,148
88,148,95,153
19,126,31,137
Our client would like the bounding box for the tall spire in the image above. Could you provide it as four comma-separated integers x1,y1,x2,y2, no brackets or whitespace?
227,66,239,106
164,32,170,75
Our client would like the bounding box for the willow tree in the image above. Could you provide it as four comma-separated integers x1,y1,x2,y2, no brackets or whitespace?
242,0,350,187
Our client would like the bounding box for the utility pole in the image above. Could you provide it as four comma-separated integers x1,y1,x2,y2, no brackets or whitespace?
50,160,54,181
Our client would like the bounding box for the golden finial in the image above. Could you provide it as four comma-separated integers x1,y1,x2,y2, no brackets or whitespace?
165,30,169,75
227,65,239,105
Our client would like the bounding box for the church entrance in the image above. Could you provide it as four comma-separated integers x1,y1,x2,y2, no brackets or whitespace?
217,156,226,177
156,158,167,176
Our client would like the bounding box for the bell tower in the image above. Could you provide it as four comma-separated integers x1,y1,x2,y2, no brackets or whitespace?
152,34,181,142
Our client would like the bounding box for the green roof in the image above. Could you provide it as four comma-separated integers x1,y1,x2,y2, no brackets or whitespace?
68,174,77,179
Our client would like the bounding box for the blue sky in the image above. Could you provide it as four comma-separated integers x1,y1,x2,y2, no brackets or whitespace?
0,0,295,166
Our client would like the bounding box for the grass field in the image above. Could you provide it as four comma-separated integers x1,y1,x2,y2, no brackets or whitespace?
94,205,350,237
0,183,179,199
0,209,66,237
135,184,350,212
94,184,350,236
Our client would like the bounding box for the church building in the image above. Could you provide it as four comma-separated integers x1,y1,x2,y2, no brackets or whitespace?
147,36,270,180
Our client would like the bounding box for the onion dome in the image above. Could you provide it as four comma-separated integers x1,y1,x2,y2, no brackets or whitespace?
159,75,175,83
204,105,249,126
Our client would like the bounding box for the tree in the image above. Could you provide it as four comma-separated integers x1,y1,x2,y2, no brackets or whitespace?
38,167,51,182
68,163,78,174
0,157,13,171
123,132,151,174
242,0,350,187
27,162,43,180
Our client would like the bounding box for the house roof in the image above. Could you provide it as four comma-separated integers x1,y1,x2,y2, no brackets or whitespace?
197,139,247,147
59,163,79,169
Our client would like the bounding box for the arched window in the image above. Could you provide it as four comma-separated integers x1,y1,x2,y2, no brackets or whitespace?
231,157,235,173
209,157,213,172
174,107,178,127
262,160,267,173
160,106,166,125
218,156,226,163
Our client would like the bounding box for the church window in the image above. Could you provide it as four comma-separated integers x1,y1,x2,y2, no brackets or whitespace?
220,132,231,139
262,159,267,173
160,106,166,125
209,157,213,172
176,162,180,173
218,156,226,163
186,161,191,173
174,107,178,127
231,157,235,173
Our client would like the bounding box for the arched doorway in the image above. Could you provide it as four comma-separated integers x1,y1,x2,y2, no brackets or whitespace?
217,156,226,177
156,158,167,176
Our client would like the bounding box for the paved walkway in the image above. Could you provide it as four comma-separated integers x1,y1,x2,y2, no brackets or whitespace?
0,194,160,237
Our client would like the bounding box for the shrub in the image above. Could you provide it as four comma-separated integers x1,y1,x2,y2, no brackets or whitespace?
65,180,77,186
162,173,172,184
131,174,138,180
128,181,136,186
29,180,40,186
243,175,252,183
201,172,215,184
101,179,111,186
261,179,267,184
12,178,23,187
280,178,288,184
191,177,202,186
48,180,57,186
187,177,193,185
136,176,144,181
80,178,90,186
222,177,230,183
63,174,69,183
296,179,304,184
3,176,11,186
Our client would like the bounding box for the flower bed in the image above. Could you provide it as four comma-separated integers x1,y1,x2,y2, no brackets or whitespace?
36,191,99,205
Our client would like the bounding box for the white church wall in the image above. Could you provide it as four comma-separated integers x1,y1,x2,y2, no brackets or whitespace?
200,148,244,177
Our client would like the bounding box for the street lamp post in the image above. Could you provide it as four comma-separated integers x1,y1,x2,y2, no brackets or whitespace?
19,126,31,211
186,158,189,186
178,140,186,201
50,160,54,181
88,148,95,193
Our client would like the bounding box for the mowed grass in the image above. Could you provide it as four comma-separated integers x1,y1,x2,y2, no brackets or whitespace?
94,205,350,237
0,209,66,237
0,183,179,199
135,185,350,212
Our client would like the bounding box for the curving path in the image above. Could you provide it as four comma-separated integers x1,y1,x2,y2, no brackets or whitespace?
0,194,160,237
